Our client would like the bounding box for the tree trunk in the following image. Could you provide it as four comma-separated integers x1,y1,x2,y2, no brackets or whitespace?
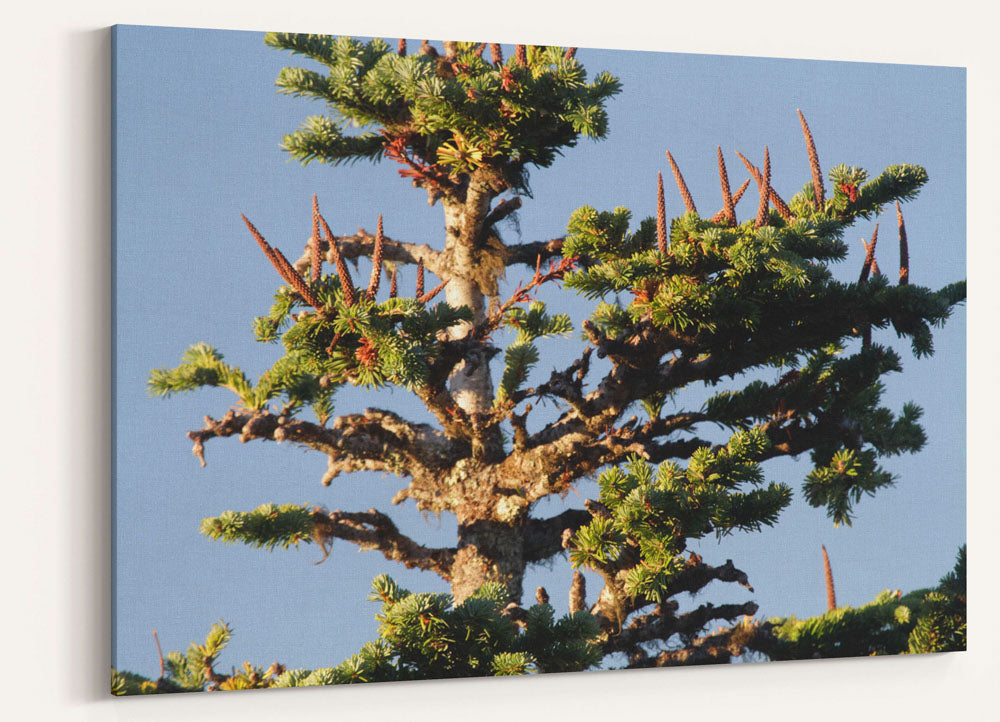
452,519,525,603
441,185,495,414
438,181,521,602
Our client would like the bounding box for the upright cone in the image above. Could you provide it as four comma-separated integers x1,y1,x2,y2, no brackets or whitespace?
822,544,837,611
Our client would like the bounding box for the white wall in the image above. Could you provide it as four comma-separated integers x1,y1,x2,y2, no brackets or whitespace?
2,1,996,719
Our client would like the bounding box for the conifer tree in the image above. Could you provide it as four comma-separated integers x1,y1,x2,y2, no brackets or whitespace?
124,36,965,691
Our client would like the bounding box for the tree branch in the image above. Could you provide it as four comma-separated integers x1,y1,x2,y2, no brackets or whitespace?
629,618,774,667
482,196,521,231
516,311,850,469
562,284,916,447
482,306,871,505
602,598,758,658
293,227,567,278
586,555,755,636
485,365,712,504
504,238,566,266
312,507,456,580
186,407,459,486
673,601,760,637
292,228,446,278
667,557,755,595
523,509,591,563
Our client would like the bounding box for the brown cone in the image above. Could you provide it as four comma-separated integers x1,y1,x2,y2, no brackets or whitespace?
366,215,385,302
310,195,322,281
754,146,772,228
798,109,825,210
317,212,357,307
656,172,668,254
859,224,880,283
665,150,697,214
717,146,736,226
822,545,837,611
896,201,909,286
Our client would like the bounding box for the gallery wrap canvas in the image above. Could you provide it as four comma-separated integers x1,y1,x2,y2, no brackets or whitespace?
111,24,966,694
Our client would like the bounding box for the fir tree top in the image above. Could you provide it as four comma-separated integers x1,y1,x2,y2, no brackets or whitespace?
265,35,620,197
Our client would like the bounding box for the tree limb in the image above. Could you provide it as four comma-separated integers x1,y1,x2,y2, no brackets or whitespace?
504,238,565,266
673,600,760,637
629,618,775,667
186,407,458,486
312,507,456,580
602,598,758,658
292,229,445,277
523,509,591,563
586,556,755,635
482,196,521,231
667,557,755,595
293,229,568,278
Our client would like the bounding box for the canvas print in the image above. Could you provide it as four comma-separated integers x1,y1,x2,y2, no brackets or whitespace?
111,25,966,694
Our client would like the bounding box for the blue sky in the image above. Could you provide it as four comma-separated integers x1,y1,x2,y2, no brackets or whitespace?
113,25,965,679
